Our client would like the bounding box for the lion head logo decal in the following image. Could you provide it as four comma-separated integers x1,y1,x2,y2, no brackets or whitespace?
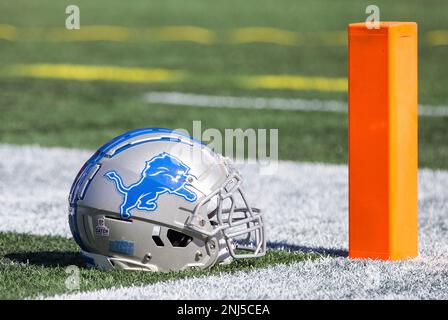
104,152,197,219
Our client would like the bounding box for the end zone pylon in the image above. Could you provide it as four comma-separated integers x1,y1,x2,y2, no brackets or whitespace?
348,22,418,260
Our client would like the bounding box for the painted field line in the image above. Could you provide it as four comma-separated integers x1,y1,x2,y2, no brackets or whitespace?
0,24,16,40
5,63,448,102
0,24,346,46
3,63,348,93
228,27,347,46
5,64,185,84
228,27,299,46
144,92,448,118
1,24,446,46
240,75,348,92
0,24,215,44
144,91,347,112
426,30,448,46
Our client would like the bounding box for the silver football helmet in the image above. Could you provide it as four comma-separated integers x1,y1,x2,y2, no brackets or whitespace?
68,128,265,272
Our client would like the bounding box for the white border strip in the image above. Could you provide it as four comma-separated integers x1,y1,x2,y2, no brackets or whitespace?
143,92,448,117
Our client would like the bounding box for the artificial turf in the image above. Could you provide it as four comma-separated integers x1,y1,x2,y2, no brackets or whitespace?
0,232,319,299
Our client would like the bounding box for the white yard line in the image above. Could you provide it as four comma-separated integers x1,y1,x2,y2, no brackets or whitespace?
144,91,448,117
1,144,448,299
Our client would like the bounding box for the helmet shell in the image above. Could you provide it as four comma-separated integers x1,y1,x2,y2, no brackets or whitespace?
69,128,230,271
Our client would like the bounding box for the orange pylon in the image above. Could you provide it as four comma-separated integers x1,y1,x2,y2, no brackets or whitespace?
348,22,418,260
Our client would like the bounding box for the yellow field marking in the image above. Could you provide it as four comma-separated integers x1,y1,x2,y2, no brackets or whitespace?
5,63,347,92
228,27,300,46
426,30,448,46
240,75,348,92
0,25,215,44
0,24,17,41
310,31,347,46
228,28,347,46
145,26,216,44
0,25,347,46
6,64,186,83
0,25,445,47
1,25,134,42
20,26,215,44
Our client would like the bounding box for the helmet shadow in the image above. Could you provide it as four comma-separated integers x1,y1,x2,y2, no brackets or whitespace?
5,251,85,268
267,241,348,258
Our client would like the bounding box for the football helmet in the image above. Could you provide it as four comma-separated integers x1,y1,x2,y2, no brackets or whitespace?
69,128,265,272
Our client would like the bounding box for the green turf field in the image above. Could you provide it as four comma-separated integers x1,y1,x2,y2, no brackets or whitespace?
0,232,317,299
1,0,447,168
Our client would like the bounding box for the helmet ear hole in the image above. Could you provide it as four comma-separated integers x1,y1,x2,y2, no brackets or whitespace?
167,229,193,247
152,235,165,247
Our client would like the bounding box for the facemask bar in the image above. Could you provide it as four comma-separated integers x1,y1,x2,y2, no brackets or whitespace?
186,169,266,259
